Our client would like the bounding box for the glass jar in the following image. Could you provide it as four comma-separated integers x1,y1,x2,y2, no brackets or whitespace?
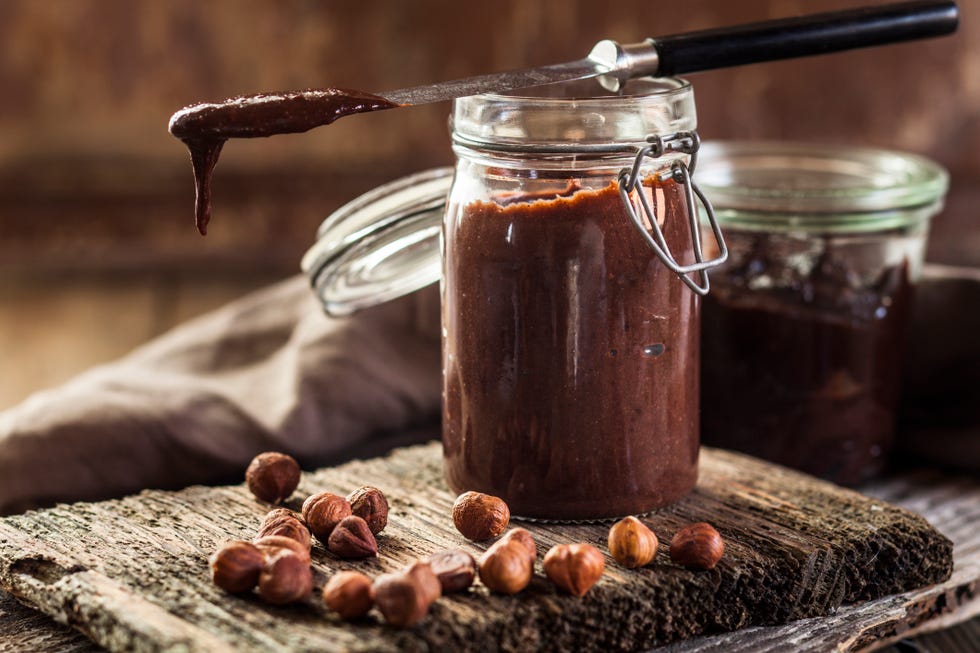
302,78,726,521
696,141,948,485
442,78,725,520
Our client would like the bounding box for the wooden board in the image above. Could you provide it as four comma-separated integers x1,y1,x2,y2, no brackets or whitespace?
0,444,958,652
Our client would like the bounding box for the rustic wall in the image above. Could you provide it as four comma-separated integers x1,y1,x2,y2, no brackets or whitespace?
1,0,976,270
0,0,977,406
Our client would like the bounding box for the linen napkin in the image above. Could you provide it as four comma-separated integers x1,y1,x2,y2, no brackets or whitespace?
0,277,441,515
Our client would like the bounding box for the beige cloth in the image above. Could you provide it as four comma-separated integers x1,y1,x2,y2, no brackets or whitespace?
0,277,441,515
0,265,976,515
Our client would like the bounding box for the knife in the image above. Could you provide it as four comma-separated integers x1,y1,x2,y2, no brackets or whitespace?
170,0,958,235
381,0,958,105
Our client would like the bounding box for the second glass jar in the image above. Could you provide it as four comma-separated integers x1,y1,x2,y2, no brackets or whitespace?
441,78,713,520
696,141,948,485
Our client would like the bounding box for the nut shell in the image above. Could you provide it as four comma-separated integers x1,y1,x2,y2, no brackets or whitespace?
245,452,301,504
374,566,439,628
209,541,264,593
327,515,378,559
253,535,311,563
323,570,375,620
257,550,313,604
608,516,658,569
347,486,389,534
543,543,605,597
426,549,477,594
500,528,537,562
452,491,510,541
257,508,312,549
478,539,533,595
403,560,442,605
669,522,725,570
302,492,352,543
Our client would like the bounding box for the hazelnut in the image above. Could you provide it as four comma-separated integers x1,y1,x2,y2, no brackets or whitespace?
327,515,378,559
253,535,311,563
608,516,658,569
257,549,313,604
500,528,537,562
426,549,477,593
245,452,301,504
323,570,375,620
257,508,312,549
403,560,442,605
478,539,533,595
347,486,389,534
543,543,605,597
669,522,725,570
209,540,264,593
302,492,352,543
452,491,510,541
373,565,439,628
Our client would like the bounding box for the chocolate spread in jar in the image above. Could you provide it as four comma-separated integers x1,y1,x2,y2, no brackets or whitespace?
168,88,396,234
442,178,700,520
701,232,913,485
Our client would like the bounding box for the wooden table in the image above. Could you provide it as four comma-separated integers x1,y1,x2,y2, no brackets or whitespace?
0,444,977,652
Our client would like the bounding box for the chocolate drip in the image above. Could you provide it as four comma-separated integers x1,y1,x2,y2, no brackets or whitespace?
169,88,396,234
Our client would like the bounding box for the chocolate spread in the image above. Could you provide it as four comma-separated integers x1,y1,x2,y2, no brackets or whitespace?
442,179,700,520
169,88,396,234
701,233,912,485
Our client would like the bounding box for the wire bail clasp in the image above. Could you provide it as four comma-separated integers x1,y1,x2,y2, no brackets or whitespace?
617,131,728,295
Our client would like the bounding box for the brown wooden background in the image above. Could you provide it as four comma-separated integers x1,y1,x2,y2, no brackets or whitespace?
1,0,978,408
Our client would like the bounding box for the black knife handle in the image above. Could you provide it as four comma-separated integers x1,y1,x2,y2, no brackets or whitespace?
652,0,958,76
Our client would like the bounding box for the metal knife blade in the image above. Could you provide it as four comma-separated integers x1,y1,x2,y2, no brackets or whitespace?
379,0,957,106
380,40,649,106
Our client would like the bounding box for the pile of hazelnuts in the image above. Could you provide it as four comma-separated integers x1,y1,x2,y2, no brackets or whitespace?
209,451,726,628
452,491,727,600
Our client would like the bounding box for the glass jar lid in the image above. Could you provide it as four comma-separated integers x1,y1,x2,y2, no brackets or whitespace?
301,167,453,316
695,141,948,232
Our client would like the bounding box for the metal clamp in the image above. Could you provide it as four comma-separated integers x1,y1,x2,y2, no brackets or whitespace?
617,130,728,295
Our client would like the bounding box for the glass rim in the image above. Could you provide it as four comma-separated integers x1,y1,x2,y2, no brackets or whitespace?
452,77,697,151
694,140,949,226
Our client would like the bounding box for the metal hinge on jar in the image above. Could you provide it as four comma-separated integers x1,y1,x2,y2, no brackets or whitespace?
617,130,728,295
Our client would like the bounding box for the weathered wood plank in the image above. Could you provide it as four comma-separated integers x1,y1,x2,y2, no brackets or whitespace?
0,588,98,653
656,470,980,652
0,444,958,652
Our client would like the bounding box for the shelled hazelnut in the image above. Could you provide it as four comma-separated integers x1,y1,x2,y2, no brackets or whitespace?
478,531,535,595
373,561,441,628
500,528,536,562
669,522,725,570
607,516,658,569
327,515,378,559
543,543,605,597
404,560,442,605
209,540,264,593
323,570,375,620
426,549,477,593
257,549,313,605
245,452,301,504
452,491,510,541
302,492,352,543
257,508,312,549
347,486,389,535
253,535,311,564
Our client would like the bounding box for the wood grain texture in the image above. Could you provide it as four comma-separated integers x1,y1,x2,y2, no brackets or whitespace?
658,470,980,652
0,444,959,652
0,589,97,652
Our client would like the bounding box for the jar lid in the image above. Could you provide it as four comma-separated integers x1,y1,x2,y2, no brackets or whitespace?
301,167,453,316
695,141,948,231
